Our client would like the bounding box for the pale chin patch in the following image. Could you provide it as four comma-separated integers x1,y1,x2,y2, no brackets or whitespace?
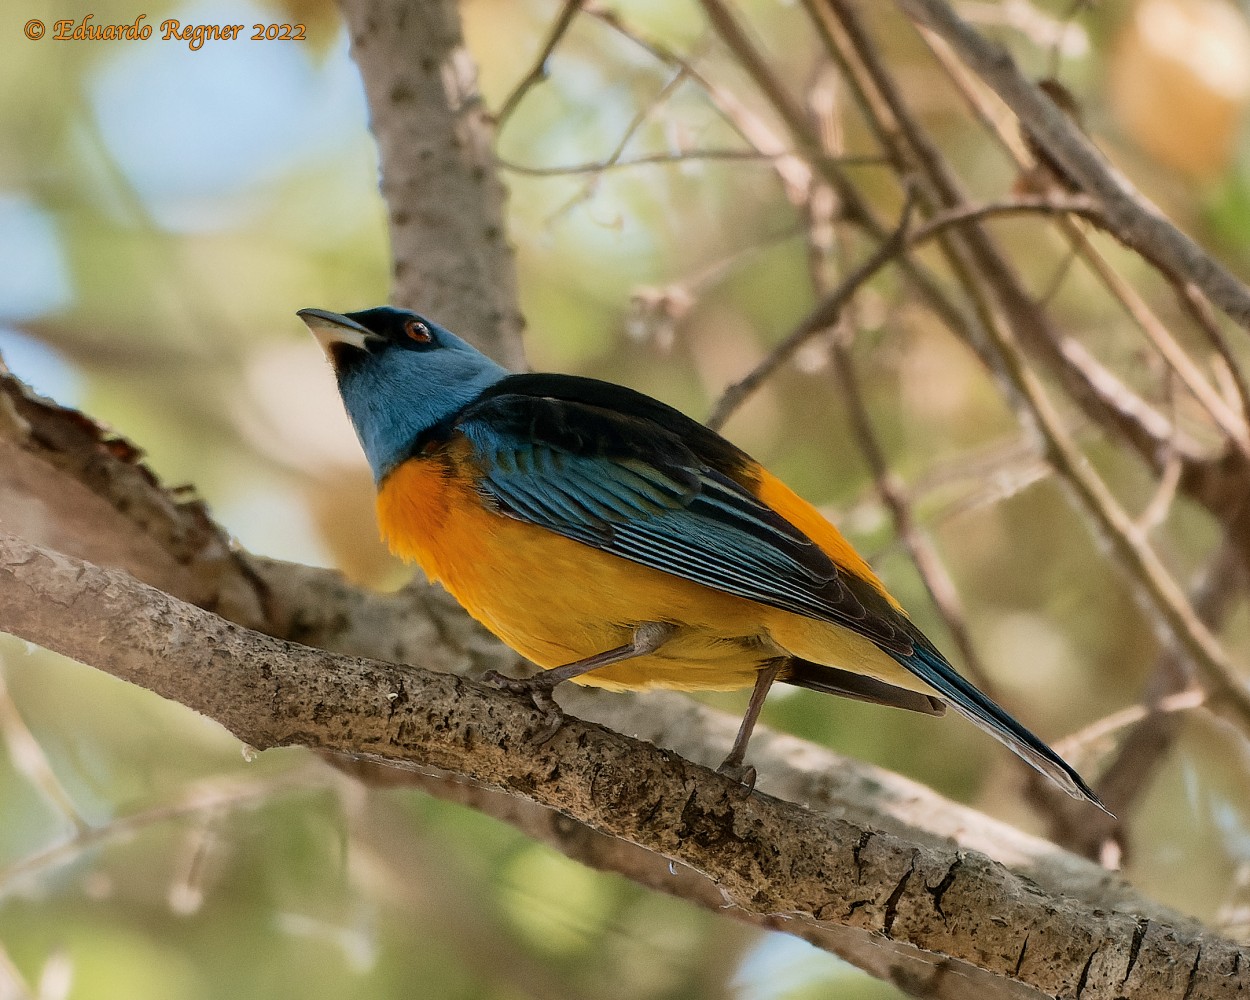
306,320,373,355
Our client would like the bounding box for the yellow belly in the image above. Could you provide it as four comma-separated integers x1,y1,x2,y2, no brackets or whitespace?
375,454,927,695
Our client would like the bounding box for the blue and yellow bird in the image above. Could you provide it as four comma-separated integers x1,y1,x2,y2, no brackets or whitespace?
301,305,1101,805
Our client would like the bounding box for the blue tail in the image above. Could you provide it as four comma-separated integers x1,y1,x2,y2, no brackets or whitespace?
895,641,1107,811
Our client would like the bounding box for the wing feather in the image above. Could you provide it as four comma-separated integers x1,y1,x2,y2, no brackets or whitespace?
455,389,907,652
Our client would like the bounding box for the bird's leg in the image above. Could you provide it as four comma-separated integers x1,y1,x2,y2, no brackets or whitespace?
484,622,677,742
717,658,787,791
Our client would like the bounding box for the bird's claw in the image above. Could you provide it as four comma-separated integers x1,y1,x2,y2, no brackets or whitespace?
483,669,533,694
531,699,566,745
716,760,758,798
482,670,566,744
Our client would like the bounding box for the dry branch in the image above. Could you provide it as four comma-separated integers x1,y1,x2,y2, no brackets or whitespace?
495,0,585,127
896,0,1250,331
339,0,526,367
699,0,1250,830
1,532,1246,999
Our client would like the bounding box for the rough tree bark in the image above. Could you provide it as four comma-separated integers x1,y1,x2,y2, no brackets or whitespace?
2,525,1247,999
339,0,527,368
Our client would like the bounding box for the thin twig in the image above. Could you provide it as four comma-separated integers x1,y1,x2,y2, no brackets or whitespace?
897,0,1250,331
0,659,89,835
1053,689,1205,760
1175,280,1250,433
919,27,1250,461
971,266,1250,730
495,0,585,127
1032,529,1241,854
814,0,1190,471
803,0,1250,738
0,768,338,897
708,192,1107,431
843,352,1006,692
959,0,1090,57
707,189,918,431
909,193,1103,237
1067,224,1250,458
499,149,887,177
924,458,1052,528
797,90,999,695
544,66,691,222
587,6,815,203
1136,449,1183,535
582,6,768,150
605,0,1002,387
830,336,999,692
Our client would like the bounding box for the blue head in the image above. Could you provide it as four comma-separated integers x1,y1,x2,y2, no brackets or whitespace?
299,306,510,482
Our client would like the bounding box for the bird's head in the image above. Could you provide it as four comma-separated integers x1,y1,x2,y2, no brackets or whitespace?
299,306,509,482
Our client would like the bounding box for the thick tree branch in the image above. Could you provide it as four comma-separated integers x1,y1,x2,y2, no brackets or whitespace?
338,0,527,367
1,532,1245,999
0,363,267,628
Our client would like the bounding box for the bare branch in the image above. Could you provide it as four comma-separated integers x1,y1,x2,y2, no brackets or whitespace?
707,191,916,430
499,149,886,177
2,532,1247,998
910,193,1105,236
0,661,89,834
495,0,585,127
793,0,1250,746
916,35,1250,461
954,257,1250,731
829,338,997,694
542,66,692,223
797,142,998,698
1174,280,1250,433
896,0,1250,331
0,767,335,898
1034,533,1240,855
707,191,1142,435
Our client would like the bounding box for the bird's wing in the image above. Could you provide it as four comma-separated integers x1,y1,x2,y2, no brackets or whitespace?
452,376,915,655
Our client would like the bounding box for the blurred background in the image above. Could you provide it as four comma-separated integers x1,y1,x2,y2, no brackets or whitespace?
3,0,1250,996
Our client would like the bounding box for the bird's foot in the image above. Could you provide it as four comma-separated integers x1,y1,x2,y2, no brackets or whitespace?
482,670,566,744
716,758,758,798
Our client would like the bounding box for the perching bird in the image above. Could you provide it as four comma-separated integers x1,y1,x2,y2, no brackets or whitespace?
301,304,1102,806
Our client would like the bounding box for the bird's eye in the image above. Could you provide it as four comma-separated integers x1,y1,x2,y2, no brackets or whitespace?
404,319,433,344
